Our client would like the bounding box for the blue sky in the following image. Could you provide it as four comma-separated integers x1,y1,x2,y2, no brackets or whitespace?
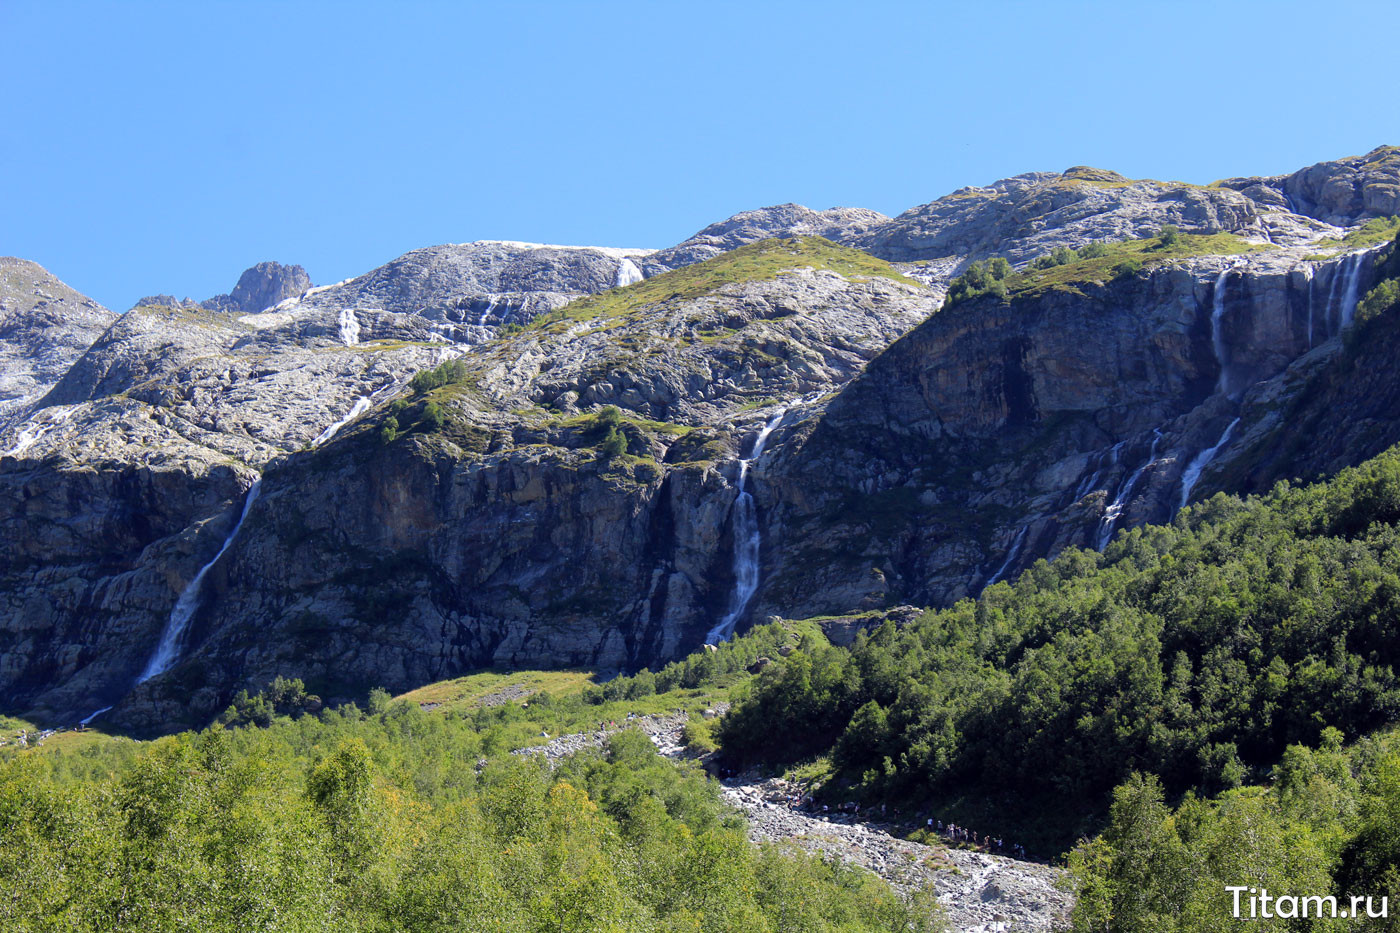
3,0,1396,311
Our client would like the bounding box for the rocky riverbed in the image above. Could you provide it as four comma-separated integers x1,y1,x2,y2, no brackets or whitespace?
516,711,1071,932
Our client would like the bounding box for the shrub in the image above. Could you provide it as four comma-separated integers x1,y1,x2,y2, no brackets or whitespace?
1156,224,1181,248
682,718,719,753
1358,279,1400,324
409,358,468,395
379,416,399,444
1077,241,1110,260
1112,258,1143,279
422,401,446,430
944,257,1013,307
599,426,627,459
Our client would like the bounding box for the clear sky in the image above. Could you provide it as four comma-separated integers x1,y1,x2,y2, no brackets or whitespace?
3,0,1397,311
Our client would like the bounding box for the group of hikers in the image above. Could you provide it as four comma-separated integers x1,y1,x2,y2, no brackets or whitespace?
929,819,1028,860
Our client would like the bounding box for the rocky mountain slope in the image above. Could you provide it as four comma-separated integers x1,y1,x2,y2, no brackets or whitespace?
1,146,1398,733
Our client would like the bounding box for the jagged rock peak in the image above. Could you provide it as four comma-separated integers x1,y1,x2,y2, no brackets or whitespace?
644,203,890,274
131,261,312,314
222,261,312,313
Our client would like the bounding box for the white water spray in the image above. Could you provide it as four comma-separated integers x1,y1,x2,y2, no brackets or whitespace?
615,258,644,288
1096,430,1163,551
338,308,361,346
1178,417,1240,510
705,408,788,645
312,397,372,447
137,478,262,683
986,526,1029,587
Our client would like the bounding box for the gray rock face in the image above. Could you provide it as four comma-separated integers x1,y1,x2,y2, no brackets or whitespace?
644,204,889,274
0,258,117,415
1218,145,1400,226
218,261,312,313
855,167,1268,265
752,242,1387,618
278,240,655,324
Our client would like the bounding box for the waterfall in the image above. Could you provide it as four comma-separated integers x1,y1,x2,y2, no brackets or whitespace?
1340,253,1364,330
137,478,263,683
985,526,1029,587
1178,417,1240,509
705,408,788,645
1075,441,1126,500
78,706,112,727
1323,261,1345,338
3,405,78,458
477,296,498,327
615,258,644,287
1096,430,1163,551
1306,274,1315,349
338,308,361,346
1211,268,1233,397
311,396,372,447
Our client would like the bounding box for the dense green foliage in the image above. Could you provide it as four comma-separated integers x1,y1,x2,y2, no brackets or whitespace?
1357,229,1400,325
0,696,942,931
720,443,1400,849
409,358,469,394
1066,728,1400,931
943,256,1012,306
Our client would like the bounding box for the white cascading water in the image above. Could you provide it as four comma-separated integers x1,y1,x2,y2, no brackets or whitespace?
4,405,79,458
1177,417,1240,510
705,408,788,645
1340,253,1364,330
79,705,112,726
338,308,361,346
477,296,498,327
986,526,1029,587
1306,274,1316,349
311,396,372,447
137,478,263,683
615,258,644,287
1211,267,1233,397
1096,430,1163,551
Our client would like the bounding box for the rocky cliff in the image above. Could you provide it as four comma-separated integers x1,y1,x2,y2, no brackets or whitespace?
2,147,1399,733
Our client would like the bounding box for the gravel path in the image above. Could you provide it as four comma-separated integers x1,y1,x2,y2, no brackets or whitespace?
516,711,1071,932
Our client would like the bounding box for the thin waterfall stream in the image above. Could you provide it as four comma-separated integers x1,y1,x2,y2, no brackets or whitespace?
705,407,788,645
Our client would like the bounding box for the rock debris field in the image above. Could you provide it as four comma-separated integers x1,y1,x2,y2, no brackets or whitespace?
516,712,1070,932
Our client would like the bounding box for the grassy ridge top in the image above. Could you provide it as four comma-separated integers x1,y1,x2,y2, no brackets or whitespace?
527,236,919,334
1008,231,1270,299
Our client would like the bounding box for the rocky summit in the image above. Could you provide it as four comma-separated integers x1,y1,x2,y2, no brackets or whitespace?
2,146,1400,734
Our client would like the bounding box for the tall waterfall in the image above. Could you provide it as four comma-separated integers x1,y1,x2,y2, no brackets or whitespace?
986,526,1029,587
705,408,788,645
1340,253,1364,330
1178,417,1240,509
338,308,361,346
615,258,644,287
312,397,372,447
137,478,263,683
1096,430,1163,551
1211,268,1233,397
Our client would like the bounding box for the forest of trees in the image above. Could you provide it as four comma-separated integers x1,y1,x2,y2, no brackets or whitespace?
0,696,944,931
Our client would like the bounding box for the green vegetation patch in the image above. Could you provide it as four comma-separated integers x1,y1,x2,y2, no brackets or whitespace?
999,231,1270,303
